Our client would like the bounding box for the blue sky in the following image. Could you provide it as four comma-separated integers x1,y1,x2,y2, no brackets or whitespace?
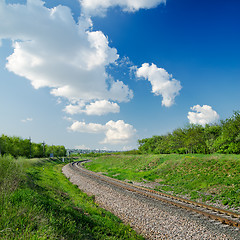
0,0,240,150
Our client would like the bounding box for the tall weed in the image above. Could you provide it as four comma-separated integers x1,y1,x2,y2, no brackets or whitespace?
0,155,25,211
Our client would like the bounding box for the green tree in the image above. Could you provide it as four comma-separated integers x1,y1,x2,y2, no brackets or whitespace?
213,111,240,153
204,124,222,153
171,128,187,154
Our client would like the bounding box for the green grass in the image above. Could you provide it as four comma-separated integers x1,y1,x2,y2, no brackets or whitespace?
0,155,144,239
84,154,240,209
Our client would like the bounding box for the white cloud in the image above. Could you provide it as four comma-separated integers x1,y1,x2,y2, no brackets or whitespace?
0,0,133,115
103,120,136,144
80,0,166,16
136,63,182,107
21,117,33,123
68,120,136,144
64,100,120,115
85,100,120,115
187,105,220,126
63,116,74,122
64,101,86,115
69,121,105,133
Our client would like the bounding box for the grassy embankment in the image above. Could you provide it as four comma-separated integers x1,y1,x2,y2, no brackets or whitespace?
0,155,144,239
84,154,240,209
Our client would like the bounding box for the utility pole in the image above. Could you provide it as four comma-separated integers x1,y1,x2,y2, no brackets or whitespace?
29,137,31,158
42,141,45,157
51,144,54,158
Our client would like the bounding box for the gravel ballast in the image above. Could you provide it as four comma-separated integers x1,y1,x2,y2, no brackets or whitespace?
62,164,240,240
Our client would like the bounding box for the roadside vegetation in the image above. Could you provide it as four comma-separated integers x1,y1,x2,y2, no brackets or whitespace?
138,111,240,154
0,135,66,158
84,154,240,210
0,155,144,239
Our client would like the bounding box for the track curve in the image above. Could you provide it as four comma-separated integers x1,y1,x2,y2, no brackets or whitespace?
70,160,240,229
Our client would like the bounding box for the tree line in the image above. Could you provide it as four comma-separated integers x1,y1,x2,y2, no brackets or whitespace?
0,135,66,158
138,111,240,154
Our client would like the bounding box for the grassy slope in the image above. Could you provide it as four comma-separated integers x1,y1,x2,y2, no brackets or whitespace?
84,154,240,209
0,156,144,240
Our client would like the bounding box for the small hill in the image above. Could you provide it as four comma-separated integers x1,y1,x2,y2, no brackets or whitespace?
85,153,240,210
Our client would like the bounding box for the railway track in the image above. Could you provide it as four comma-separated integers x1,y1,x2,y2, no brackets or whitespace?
70,160,240,229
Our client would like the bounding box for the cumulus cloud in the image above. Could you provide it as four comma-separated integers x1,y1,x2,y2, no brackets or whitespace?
188,105,220,126
103,120,136,144
63,101,86,115
68,120,136,144
136,63,182,107
69,121,105,133
0,0,133,115
21,117,33,123
85,100,120,115
64,100,120,115
80,0,166,16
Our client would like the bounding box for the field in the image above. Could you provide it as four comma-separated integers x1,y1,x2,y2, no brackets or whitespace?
84,154,240,210
1,153,239,239
0,155,143,239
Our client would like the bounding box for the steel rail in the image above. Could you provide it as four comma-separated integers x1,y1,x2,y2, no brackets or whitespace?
70,161,240,228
